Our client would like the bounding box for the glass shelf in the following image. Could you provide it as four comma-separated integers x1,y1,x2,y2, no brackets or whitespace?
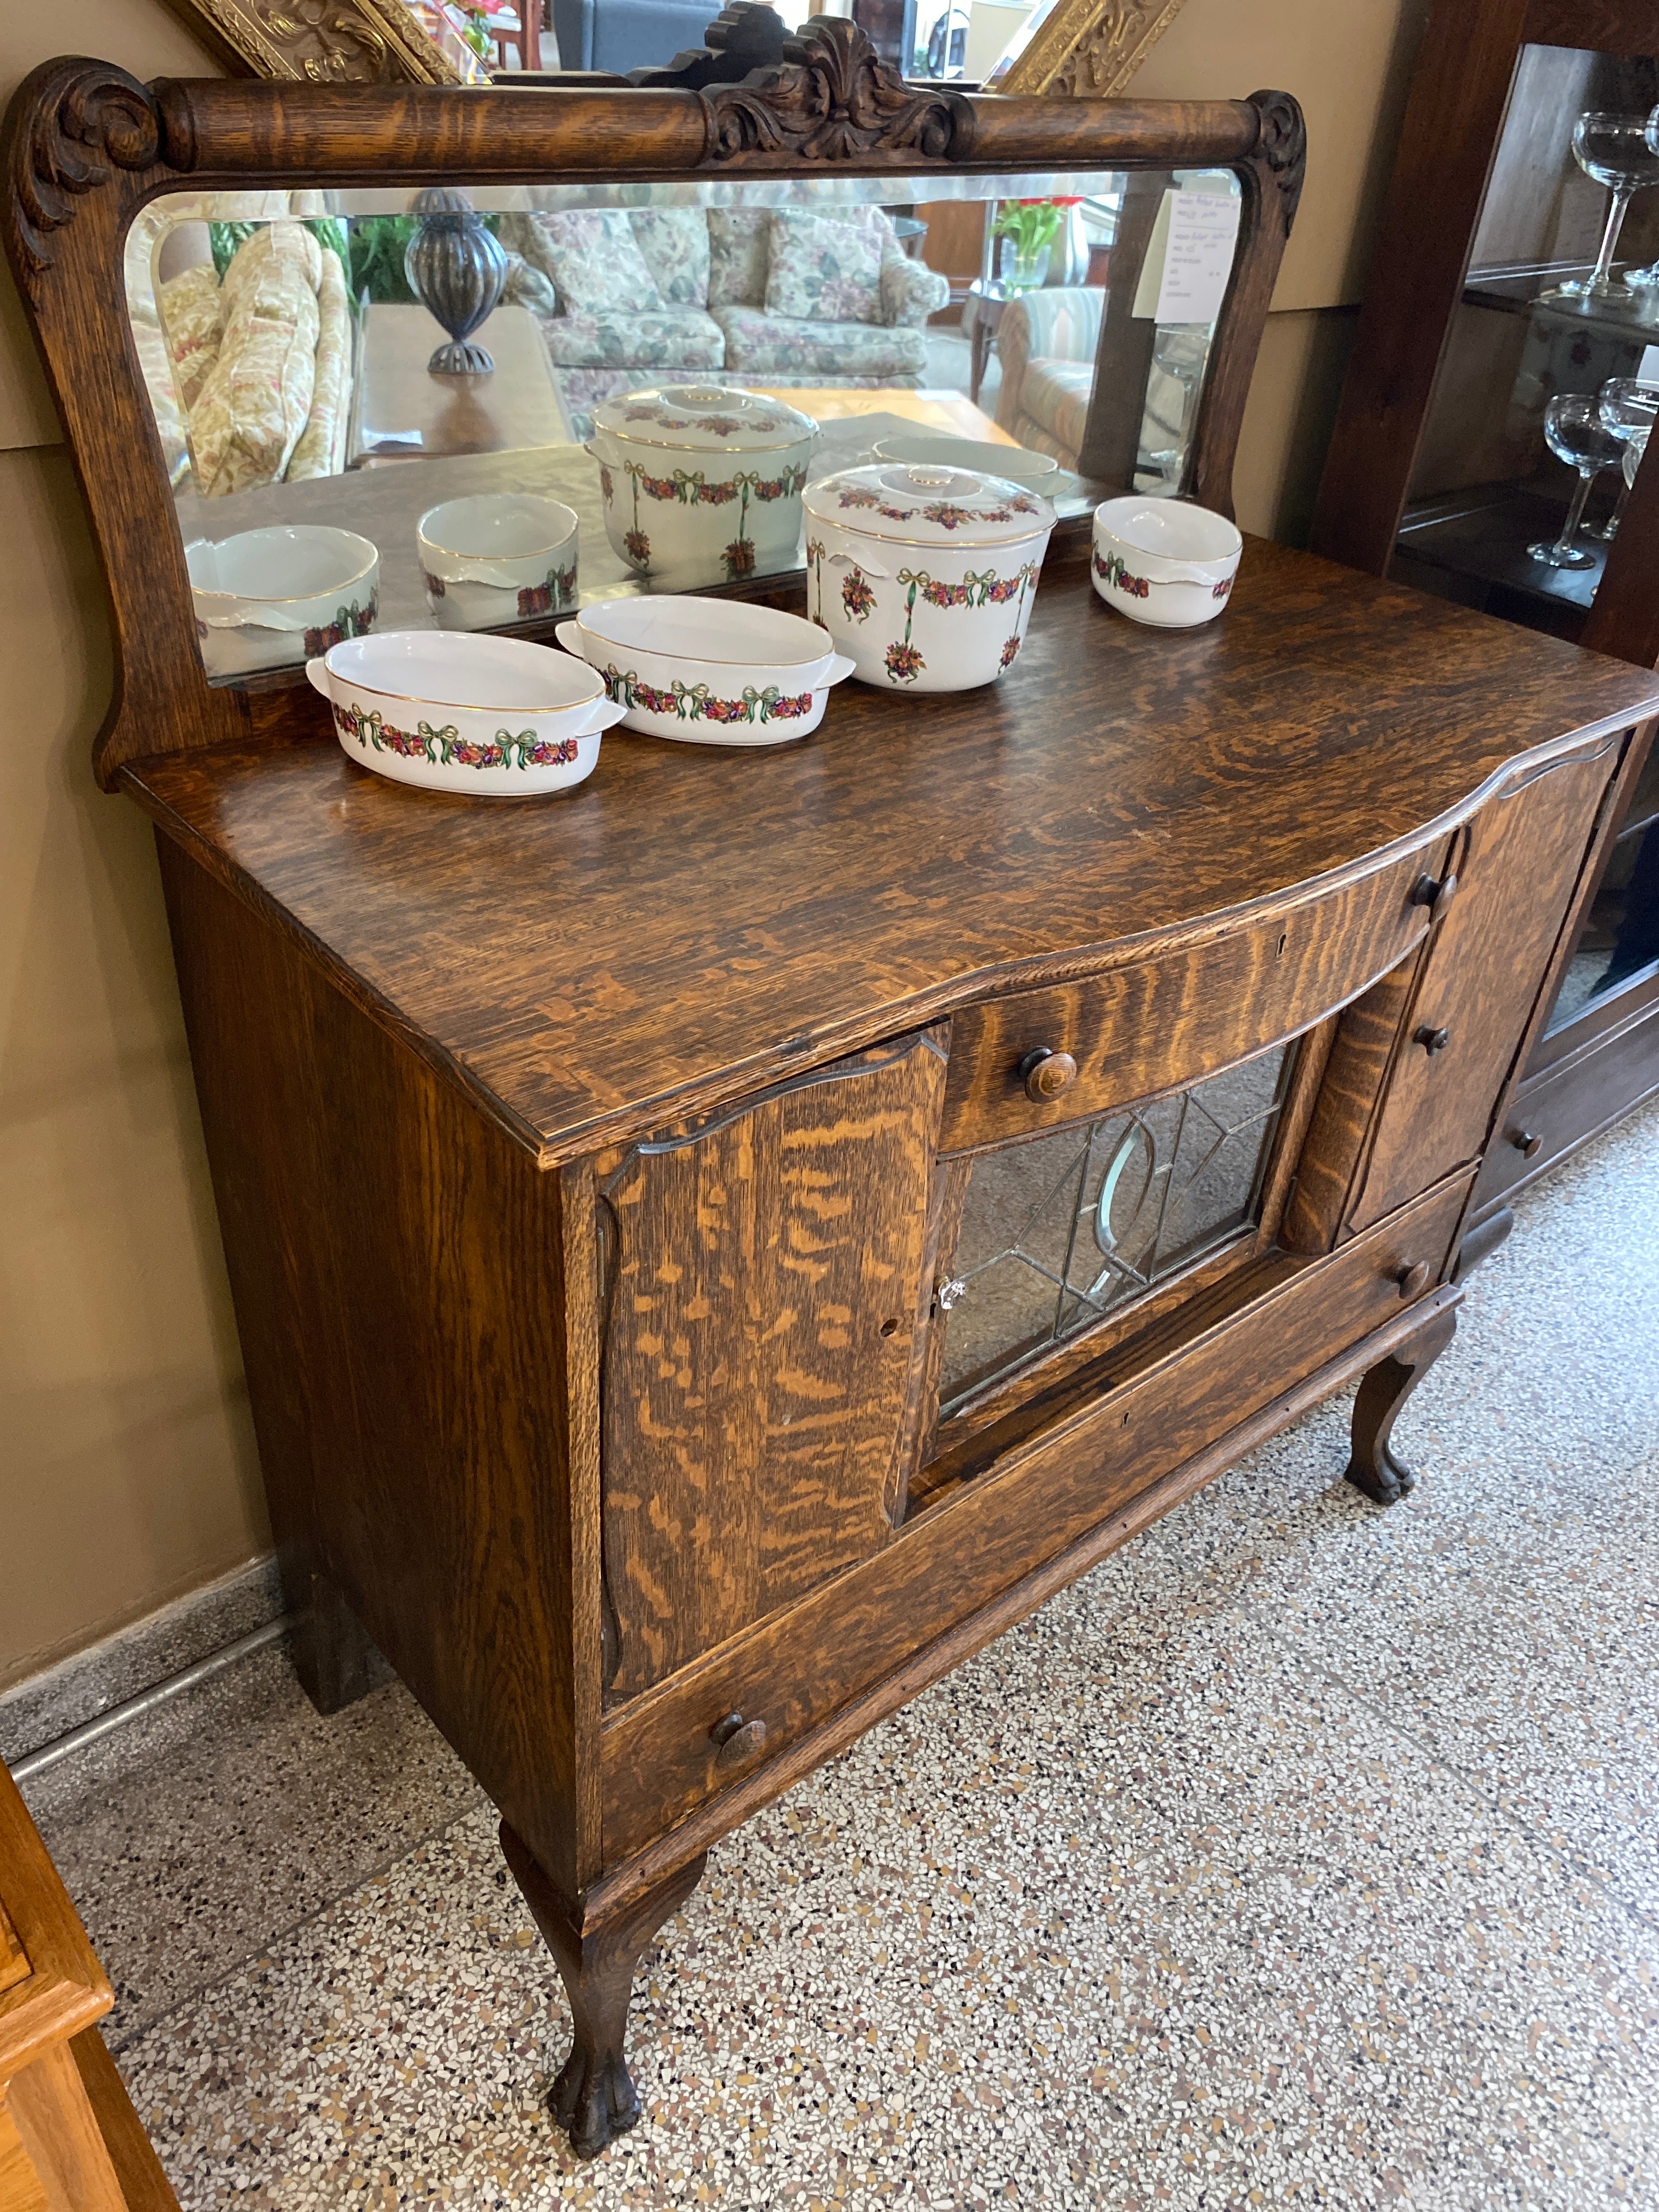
1463,259,1659,349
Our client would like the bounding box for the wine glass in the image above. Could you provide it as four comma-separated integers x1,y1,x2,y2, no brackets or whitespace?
1583,377,1659,538
1527,393,1623,568
1626,103,1659,289
1545,113,1659,302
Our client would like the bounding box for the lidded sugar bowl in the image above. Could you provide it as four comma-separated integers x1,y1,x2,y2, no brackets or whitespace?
588,384,817,591
803,462,1057,691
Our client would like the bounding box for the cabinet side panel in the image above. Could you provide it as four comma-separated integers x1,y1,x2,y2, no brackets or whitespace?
157,840,580,1889
601,1034,946,1701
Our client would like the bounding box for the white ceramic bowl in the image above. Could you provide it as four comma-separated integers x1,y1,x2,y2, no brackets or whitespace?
1090,496,1242,628
556,596,855,746
187,525,379,678
870,433,1063,488
307,630,626,797
417,494,579,631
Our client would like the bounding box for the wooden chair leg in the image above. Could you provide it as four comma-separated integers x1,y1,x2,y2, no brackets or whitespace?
1345,1305,1458,1506
500,1824,706,2160
286,1559,378,1716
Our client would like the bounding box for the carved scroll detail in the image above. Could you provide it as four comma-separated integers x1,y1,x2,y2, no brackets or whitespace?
1249,87,1307,238
701,18,954,163
8,61,160,276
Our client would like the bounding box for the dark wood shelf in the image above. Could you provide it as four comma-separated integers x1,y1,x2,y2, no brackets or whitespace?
1395,483,1613,618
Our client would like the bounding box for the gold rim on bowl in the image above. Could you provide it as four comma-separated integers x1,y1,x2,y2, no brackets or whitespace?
188,533,379,607
573,612,837,675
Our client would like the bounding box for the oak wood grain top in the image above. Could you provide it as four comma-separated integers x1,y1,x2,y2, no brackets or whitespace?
123,533,1659,1164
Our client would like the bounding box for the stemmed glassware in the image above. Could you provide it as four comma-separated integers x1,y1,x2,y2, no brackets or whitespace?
1544,112,1659,303
1583,377,1659,539
1623,104,1659,291
1527,393,1624,568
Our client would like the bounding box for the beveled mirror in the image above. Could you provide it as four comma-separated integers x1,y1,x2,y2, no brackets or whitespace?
2,15,1303,780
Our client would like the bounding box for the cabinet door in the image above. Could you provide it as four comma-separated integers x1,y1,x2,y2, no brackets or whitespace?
599,1030,947,1701
1350,737,1620,1232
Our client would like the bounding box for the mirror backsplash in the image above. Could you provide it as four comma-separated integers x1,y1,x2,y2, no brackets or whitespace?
125,168,1241,680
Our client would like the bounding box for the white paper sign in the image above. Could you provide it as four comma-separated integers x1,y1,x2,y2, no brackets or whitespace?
1131,188,1242,326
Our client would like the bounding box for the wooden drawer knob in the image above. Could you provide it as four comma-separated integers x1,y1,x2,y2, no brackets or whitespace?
1392,1260,1431,1300
1019,1047,1078,1102
1410,871,1459,923
1510,1127,1543,1159
709,1712,768,1770
1414,1024,1451,1056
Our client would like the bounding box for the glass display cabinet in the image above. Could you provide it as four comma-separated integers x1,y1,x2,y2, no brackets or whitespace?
1313,0,1659,1232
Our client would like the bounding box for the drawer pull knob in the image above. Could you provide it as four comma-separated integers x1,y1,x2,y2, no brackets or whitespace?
1510,1127,1543,1159
1414,1024,1451,1056
1410,871,1459,923
935,1276,967,1313
709,1712,768,1770
1392,1261,1431,1300
1019,1047,1078,1102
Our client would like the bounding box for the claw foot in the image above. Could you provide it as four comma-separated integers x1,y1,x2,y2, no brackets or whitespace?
552,2044,640,2159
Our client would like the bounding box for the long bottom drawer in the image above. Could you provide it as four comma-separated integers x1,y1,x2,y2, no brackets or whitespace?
601,1170,1474,1864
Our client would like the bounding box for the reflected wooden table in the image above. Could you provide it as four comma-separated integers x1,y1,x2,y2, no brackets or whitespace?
748,386,1017,443
352,303,572,464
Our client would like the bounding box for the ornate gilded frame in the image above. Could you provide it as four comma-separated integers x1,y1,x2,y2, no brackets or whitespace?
153,0,480,86
0,22,1304,789
992,0,1197,98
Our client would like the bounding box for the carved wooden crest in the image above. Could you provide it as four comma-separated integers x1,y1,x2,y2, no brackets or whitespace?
702,18,956,163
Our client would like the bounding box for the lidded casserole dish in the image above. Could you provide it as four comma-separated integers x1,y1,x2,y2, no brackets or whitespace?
803,462,1057,691
588,383,817,591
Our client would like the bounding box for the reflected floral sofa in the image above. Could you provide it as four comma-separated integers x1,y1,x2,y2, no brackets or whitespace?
497,204,949,434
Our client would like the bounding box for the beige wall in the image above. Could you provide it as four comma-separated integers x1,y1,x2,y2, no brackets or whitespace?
1,5,270,1692
0,0,1429,1689
1128,0,1434,541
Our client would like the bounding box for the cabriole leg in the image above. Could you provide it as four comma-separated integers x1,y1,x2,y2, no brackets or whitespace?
1345,1305,1458,1505
501,1823,707,2160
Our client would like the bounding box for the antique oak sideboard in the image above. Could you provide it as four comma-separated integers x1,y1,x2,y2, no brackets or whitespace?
7,40,1659,2166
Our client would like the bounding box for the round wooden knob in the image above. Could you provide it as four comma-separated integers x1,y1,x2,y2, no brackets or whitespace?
1019,1047,1078,1102
1510,1128,1543,1159
1392,1260,1431,1300
1414,1024,1451,1056
1410,871,1459,922
709,1712,768,1770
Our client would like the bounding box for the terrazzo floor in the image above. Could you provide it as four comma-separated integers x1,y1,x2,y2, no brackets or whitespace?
22,1097,1659,2210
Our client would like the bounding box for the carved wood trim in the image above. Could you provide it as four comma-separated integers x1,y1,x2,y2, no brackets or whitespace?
994,0,1195,98
699,18,957,165
7,60,160,276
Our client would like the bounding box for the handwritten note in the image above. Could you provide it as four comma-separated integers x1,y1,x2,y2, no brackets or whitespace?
1131,188,1243,326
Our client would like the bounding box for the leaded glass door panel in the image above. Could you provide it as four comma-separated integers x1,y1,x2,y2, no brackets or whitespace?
937,1042,1292,1416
